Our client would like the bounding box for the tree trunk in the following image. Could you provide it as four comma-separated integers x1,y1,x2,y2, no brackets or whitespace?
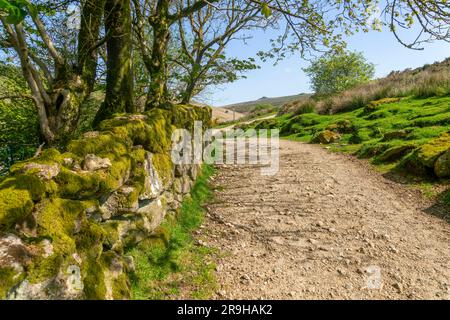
1,0,105,146
77,0,106,93
146,0,170,109
95,0,135,125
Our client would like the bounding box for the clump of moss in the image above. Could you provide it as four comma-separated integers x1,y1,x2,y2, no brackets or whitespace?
0,173,57,201
374,144,416,163
35,199,83,255
0,188,33,229
99,111,173,155
26,253,64,284
311,130,341,144
416,132,450,168
110,274,130,299
357,142,392,158
67,133,130,159
326,119,356,134
55,156,131,199
56,168,102,199
82,256,107,299
0,267,22,299
152,153,173,187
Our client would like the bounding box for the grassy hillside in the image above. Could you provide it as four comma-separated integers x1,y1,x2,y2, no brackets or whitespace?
222,93,310,114
280,58,450,116
238,60,450,207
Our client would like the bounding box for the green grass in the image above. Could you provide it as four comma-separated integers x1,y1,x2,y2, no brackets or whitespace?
259,96,450,166
443,189,450,205
128,165,218,300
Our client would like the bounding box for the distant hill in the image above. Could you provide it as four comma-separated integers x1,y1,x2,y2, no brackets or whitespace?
211,107,245,123
220,93,311,114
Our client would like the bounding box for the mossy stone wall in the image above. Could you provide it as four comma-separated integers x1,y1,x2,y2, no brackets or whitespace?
0,104,211,299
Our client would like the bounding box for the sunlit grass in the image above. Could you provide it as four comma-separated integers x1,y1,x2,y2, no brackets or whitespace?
128,165,218,300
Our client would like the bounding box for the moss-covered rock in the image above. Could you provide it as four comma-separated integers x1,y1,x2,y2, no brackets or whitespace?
416,132,450,168
0,188,34,229
311,130,341,144
357,142,392,159
326,119,356,134
434,148,450,178
382,130,410,141
375,145,416,163
0,267,19,299
364,98,401,114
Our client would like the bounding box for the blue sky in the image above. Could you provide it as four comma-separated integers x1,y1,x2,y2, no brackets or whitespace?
206,26,450,107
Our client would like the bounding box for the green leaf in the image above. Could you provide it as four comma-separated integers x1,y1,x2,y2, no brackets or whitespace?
0,0,37,24
261,3,272,18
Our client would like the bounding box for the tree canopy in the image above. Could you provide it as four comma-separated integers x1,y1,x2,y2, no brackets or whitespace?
0,0,449,144
304,51,375,97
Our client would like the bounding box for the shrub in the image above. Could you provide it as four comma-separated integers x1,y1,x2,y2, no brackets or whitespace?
293,101,316,115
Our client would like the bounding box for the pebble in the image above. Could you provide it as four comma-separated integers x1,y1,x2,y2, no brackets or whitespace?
389,245,399,253
393,282,403,293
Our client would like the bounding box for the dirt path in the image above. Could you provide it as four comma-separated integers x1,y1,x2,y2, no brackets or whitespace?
200,139,450,299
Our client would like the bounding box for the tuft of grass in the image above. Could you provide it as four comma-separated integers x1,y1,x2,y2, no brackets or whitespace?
413,183,440,198
444,190,450,205
128,165,218,300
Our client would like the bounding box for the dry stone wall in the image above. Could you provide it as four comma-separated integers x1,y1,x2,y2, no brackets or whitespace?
0,104,211,299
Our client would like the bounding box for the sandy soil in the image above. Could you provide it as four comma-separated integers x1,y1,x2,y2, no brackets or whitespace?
200,140,450,300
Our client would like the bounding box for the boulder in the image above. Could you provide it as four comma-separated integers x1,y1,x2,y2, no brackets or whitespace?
416,132,450,168
376,145,415,163
382,130,410,141
326,120,355,134
434,149,450,178
311,130,341,144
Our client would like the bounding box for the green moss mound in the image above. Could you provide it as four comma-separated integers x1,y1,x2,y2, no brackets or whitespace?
416,132,450,168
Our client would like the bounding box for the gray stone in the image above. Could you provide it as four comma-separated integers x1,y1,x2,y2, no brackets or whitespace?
435,148,450,178
7,264,84,300
137,196,167,231
83,154,112,171
100,186,139,219
0,234,31,273
139,152,163,200
189,164,199,180
83,131,100,139
175,164,189,177
24,163,60,180
174,176,192,195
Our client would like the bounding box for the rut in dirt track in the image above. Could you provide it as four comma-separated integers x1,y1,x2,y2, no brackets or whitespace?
200,139,450,299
